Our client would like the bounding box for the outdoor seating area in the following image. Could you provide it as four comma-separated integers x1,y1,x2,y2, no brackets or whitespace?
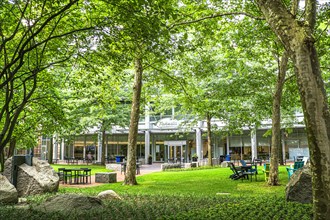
57,167,92,184
64,157,79,165
120,162,141,175
229,162,257,182
263,163,270,181
286,161,305,179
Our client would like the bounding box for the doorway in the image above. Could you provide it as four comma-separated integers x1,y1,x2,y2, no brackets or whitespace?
164,140,187,163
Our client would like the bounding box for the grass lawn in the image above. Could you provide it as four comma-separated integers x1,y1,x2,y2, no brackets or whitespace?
60,165,289,196
1,165,313,220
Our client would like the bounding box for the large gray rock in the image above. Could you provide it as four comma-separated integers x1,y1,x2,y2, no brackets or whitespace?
95,172,117,183
0,174,18,204
4,157,59,197
286,165,312,204
34,194,103,213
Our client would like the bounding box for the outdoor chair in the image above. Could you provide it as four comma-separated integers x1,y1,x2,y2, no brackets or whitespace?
79,168,92,184
239,161,257,182
229,162,247,181
286,161,304,179
240,159,258,174
136,163,141,175
63,169,73,184
121,162,126,174
253,158,263,166
263,163,270,181
57,168,65,183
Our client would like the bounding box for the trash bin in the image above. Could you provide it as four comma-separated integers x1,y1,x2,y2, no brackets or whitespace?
225,154,231,161
115,156,125,163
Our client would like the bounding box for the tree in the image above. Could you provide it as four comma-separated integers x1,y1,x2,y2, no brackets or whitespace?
164,14,278,164
255,0,330,217
90,0,179,185
0,0,92,165
268,50,288,186
57,59,133,164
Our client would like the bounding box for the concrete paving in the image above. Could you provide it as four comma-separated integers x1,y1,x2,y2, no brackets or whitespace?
60,163,162,188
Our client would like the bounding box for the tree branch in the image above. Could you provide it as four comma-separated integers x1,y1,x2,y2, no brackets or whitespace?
170,11,264,29
305,0,316,30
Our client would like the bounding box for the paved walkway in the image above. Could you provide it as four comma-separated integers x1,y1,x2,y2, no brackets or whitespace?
116,163,162,181
60,163,162,188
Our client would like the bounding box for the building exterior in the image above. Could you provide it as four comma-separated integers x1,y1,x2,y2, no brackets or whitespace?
38,109,309,164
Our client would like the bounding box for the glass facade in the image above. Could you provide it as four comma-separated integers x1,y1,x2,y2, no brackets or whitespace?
34,125,308,163
284,128,309,160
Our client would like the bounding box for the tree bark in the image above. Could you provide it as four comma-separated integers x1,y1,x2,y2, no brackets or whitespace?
206,113,213,166
7,138,16,158
0,149,4,172
268,51,288,186
124,57,143,185
48,137,53,164
256,1,330,218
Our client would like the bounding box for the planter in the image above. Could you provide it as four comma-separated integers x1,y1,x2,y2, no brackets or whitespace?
192,157,198,162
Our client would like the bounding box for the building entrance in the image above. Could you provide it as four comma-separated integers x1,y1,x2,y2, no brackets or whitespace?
164,141,187,163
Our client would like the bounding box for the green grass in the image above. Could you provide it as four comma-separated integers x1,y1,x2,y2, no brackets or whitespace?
50,164,110,175
60,165,289,197
1,165,313,220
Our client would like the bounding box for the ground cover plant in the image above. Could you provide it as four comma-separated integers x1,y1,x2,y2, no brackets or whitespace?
0,165,312,219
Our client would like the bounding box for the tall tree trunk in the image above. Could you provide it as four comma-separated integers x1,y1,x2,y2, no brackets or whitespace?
256,1,330,218
101,128,106,166
206,113,212,166
48,137,53,164
0,149,4,172
268,51,288,186
7,138,16,158
124,57,143,185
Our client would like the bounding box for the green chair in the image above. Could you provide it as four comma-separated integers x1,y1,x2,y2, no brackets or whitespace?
263,163,270,181
229,163,246,181
63,169,73,184
57,168,65,183
286,161,304,179
79,168,92,184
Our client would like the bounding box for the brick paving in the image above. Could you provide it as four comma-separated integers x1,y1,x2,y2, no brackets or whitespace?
60,163,162,188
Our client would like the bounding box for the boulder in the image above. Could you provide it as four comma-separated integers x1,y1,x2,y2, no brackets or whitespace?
285,164,312,204
4,157,59,197
97,190,122,200
0,174,18,204
34,194,103,213
95,172,117,183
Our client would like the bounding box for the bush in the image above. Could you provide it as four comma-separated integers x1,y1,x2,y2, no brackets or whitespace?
161,163,182,171
0,194,313,220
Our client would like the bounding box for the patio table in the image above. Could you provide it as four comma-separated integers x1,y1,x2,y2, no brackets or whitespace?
79,168,92,184
62,168,82,184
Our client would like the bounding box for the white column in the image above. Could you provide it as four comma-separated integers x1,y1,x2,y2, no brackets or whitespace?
196,122,202,161
145,131,150,162
145,104,151,162
226,136,230,156
105,134,108,157
282,131,286,162
97,132,102,162
251,128,257,160
61,138,65,160
53,135,57,159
